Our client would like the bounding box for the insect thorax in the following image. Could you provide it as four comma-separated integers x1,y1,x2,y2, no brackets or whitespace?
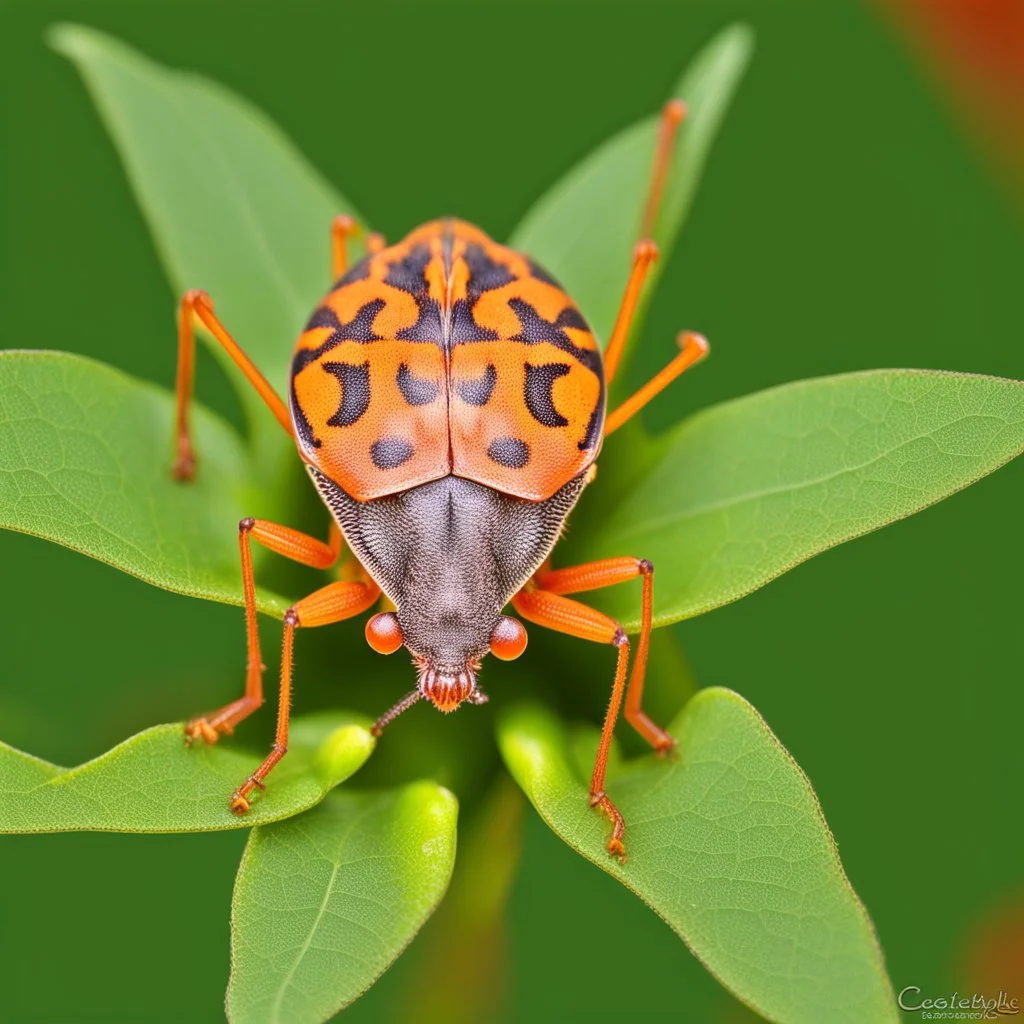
308,467,587,668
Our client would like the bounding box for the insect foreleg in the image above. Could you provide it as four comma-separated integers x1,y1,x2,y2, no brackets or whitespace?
230,574,381,814
185,518,344,748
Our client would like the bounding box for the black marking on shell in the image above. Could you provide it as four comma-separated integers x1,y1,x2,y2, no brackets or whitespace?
396,296,444,343
504,299,601,376
291,299,387,450
371,437,415,469
294,299,386,372
384,244,431,295
450,299,499,344
456,364,497,406
322,361,371,427
527,258,561,287
397,363,439,406
464,243,516,296
578,404,604,451
524,362,571,427
487,437,530,469
332,256,371,291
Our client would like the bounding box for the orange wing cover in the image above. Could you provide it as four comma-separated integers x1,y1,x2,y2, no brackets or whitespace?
290,219,605,502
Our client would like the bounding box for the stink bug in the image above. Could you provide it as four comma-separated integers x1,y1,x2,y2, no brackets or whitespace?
175,100,707,860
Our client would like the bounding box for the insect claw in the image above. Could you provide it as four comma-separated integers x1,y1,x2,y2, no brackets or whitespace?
607,837,627,864
185,717,220,747
172,448,196,482
655,737,678,760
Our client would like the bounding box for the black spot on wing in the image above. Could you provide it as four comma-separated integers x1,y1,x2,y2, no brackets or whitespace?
332,256,371,291
304,306,341,331
292,300,385,450
289,385,321,450
384,244,431,296
524,363,571,427
396,297,444,343
505,298,601,375
371,437,415,469
450,299,499,344
553,306,589,331
527,258,561,288
456,363,497,406
397,363,439,406
322,361,371,427
578,404,603,452
487,437,530,469
293,299,386,374
464,243,516,297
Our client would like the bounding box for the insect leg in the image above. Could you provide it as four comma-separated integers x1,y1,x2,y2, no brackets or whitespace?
639,98,687,240
510,587,631,861
604,330,709,435
172,289,292,479
185,518,344,746
331,215,359,278
534,557,670,752
231,574,381,814
603,99,688,387
603,241,659,385
331,216,385,279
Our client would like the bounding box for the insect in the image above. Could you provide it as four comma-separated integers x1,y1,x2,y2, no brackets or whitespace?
174,99,707,860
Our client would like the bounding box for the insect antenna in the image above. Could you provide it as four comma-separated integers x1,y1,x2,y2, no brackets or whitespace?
371,689,422,736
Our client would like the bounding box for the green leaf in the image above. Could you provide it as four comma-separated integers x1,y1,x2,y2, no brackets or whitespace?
510,24,753,360
565,369,1024,629
0,712,373,833
0,350,288,613
49,23,360,458
499,692,897,1024
228,782,458,1023
396,778,524,1024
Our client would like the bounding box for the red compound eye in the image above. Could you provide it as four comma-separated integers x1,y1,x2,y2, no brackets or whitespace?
366,612,404,655
490,616,528,661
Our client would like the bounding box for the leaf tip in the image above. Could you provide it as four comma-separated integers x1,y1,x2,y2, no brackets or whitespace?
45,22,96,60
721,20,757,55
313,723,376,788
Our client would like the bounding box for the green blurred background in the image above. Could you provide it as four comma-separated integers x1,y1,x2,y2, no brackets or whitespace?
1,0,1021,1020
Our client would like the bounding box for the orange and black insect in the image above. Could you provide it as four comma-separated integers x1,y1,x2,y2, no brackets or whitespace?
174,99,707,860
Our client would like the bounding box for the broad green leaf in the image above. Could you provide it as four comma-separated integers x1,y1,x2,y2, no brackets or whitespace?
0,712,373,833
0,351,287,613
397,778,524,1024
510,24,753,364
499,692,897,1024
228,782,458,1024
566,370,1024,629
49,24,361,460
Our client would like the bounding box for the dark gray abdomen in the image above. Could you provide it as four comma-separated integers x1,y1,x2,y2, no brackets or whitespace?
308,468,587,667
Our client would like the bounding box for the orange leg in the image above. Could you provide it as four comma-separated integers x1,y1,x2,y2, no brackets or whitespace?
331,214,358,279
604,241,659,385
605,330,710,435
331,215,385,280
172,290,293,480
640,98,687,239
603,100,688,386
185,518,344,747
230,572,381,813
512,556,667,862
